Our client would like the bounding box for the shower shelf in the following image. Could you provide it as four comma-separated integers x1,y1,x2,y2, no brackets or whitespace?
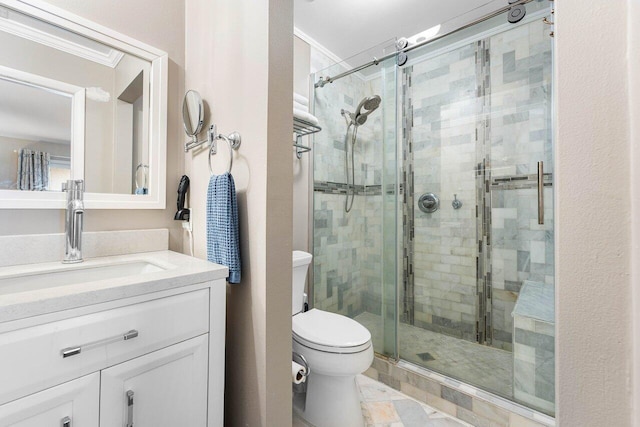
293,117,321,159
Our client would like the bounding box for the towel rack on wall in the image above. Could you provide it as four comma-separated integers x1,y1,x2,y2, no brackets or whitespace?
182,90,241,174
185,123,241,175
209,127,241,175
293,117,321,159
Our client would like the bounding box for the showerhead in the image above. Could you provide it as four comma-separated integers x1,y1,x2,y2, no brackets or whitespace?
351,94,382,127
361,95,381,112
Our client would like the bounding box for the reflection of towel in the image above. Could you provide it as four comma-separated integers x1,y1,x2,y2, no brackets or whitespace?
134,187,148,195
293,107,319,126
206,172,241,284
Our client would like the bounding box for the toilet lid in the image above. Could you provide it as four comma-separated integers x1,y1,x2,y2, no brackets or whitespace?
292,309,372,353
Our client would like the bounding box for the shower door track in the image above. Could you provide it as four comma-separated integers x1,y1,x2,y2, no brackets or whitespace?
314,0,537,88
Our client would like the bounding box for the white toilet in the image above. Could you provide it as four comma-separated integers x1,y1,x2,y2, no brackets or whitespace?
291,251,373,427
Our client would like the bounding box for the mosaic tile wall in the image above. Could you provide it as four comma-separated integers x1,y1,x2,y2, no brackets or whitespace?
311,47,385,318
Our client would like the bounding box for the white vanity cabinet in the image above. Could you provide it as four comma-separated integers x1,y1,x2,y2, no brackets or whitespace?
0,273,227,427
0,374,100,427
99,335,209,427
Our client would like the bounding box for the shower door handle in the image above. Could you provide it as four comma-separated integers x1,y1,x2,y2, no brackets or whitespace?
537,161,544,225
126,390,134,427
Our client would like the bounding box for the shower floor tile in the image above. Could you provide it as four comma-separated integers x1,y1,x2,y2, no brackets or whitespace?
355,312,514,399
293,375,471,427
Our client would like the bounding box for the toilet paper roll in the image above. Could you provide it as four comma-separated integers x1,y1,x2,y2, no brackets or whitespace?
292,361,307,384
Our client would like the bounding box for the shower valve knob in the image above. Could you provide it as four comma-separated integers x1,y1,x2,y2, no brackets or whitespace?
418,193,439,214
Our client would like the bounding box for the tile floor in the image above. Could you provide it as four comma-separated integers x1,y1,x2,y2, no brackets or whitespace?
355,312,513,399
293,375,472,427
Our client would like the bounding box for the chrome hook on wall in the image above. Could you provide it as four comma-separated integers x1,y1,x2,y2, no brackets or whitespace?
452,194,462,210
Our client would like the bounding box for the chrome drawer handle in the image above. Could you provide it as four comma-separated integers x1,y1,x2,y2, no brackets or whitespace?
61,416,72,427
61,329,139,358
126,390,134,427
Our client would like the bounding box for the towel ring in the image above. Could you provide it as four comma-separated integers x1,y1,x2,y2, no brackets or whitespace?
135,163,148,189
208,131,241,175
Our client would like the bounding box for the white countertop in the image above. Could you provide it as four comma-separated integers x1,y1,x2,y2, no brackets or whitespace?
0,251,228,323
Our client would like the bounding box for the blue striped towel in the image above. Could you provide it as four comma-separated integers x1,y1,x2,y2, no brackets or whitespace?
207,172,241,283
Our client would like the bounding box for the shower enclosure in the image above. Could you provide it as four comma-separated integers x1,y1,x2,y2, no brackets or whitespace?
311,0,555,417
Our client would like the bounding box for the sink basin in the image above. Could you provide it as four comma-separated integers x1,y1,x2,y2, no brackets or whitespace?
0,261,165,296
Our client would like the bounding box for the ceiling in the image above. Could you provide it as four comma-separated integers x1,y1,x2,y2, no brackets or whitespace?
294,0,500,62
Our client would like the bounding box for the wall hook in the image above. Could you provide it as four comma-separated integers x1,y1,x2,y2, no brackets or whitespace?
452,194,462,210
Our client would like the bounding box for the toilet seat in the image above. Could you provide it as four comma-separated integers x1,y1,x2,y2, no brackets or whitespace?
292,309,371,354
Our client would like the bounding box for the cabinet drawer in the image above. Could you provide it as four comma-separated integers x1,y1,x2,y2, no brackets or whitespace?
0,373,99,427
0,289,209,405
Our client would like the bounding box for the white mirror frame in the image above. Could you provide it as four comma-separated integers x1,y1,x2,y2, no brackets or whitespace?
0,0,167,209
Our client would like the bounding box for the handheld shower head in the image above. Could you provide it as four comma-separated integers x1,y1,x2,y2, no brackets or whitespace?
362,95,381,111
341,95,382,127
353,95,381,126
355,95,381,116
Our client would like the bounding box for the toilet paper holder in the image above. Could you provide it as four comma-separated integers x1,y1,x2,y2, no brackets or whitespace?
293,351,310,379
292,351,310,400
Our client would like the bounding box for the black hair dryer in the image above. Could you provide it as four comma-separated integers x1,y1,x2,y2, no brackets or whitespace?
174,175,190,221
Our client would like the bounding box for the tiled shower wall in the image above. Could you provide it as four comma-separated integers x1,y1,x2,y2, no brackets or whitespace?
312,48,384,318
487,19,554,350
407,42,480,342
405,18,553,350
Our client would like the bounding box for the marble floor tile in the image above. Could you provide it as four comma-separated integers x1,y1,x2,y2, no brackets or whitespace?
294,375,471,427
356,312,513,399
364,401,402,424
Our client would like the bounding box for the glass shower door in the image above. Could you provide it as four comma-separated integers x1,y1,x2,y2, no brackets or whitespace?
398,5,555,415
311,51,399,359
485,18,555,414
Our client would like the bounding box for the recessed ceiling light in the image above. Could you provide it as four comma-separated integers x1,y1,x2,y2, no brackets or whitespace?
407,24,441,46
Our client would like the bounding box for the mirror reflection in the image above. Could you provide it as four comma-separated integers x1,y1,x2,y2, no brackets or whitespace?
0,77,72,191
0,4,152,195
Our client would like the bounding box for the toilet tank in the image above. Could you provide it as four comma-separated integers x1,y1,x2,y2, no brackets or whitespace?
292,251,312,315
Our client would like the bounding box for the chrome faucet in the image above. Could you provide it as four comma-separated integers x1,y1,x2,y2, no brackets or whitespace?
62,180,84,263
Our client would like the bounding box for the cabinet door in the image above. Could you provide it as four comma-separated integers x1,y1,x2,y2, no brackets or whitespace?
0,373,99,427
99,334,208,427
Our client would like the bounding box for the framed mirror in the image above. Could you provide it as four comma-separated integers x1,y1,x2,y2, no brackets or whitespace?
0,0,167,209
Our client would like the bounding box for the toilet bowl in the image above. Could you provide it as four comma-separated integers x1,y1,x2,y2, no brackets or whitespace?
291,251,373,427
